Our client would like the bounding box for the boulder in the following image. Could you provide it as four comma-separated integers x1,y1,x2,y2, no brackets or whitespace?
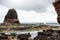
17,33,31,40
3,8,20,25
53,0,60,24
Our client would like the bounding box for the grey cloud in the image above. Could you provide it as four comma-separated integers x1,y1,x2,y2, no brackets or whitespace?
0,0,54,12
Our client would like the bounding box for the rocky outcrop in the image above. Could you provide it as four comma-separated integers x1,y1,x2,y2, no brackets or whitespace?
34,29,60,40
17,33,31,40
0,33,31,40
3,8,20,25
53,0,60,24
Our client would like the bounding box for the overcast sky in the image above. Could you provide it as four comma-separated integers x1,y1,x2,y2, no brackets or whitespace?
0,0,58,23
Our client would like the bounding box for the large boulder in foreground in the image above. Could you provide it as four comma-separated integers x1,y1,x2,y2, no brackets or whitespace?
3,8,20,25
34,29,60,40
53,0,60,24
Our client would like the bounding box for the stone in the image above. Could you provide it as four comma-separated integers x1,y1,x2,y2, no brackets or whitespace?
3,8,20,25
34,29,60,40
53,0,60,24
17,33,31,40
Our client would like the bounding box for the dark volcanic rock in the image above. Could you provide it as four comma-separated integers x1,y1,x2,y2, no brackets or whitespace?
17,33,31,40
5,9,18,19
3,8,20,25
34,29,60,40
53,0,60,24
57,17,60,24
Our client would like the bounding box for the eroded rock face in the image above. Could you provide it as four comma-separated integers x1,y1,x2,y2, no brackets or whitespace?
3,8,20,25
53,0,60,24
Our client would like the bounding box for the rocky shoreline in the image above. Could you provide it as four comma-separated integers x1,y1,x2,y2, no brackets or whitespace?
0,24,60,32
0,29,60,40
34,29,60,40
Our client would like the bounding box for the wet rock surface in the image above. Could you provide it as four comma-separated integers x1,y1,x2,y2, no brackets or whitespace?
2,8,20,25
0,29,60,40
53,0,60,24
17,33,31,40
0,33,31,40
34,29,60,40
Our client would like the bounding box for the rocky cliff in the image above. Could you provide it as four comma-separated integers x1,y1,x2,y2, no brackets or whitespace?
53,0,60,24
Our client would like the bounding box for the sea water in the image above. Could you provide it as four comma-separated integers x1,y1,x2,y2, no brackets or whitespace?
46,23,60,26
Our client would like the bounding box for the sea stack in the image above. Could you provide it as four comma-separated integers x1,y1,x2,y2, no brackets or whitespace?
53,0,60,24
3,8,20,25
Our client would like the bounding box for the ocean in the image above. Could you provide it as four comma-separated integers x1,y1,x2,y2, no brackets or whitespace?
46,23,60,26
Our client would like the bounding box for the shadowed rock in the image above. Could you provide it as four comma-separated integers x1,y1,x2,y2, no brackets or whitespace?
53,0,60,24
3,8,20,25
34,29,60,40
17,33,31,40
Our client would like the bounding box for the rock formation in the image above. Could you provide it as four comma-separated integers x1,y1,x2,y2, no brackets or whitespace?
34,29,60,40
17,33,31,40
3,8,20,25
0,33,31,40
53,0,60,24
